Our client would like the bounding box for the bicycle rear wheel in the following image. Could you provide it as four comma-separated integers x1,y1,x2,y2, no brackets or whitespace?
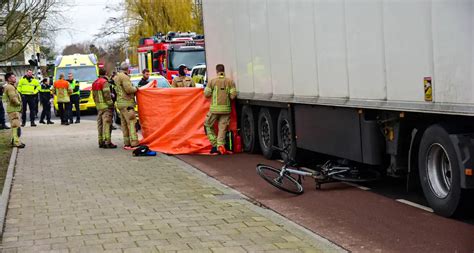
332,168,381,182
256,164,304,194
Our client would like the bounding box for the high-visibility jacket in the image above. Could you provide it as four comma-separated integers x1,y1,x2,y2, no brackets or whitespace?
52,79,72,103
204,73,237,114
68,79,80,96
2,83,22,113
17,76,40,95
113,72,137,110
92,76,114,110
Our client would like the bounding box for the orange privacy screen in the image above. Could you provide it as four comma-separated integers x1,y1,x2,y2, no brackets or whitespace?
137,80,237,154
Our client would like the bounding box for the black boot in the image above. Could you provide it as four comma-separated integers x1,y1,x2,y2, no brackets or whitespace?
210,146,220,155
0,124,10,129
47,121,54,124
104,143,117,149
15,143,26,149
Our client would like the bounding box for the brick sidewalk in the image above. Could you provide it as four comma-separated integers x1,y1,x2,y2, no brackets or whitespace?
0,118,343,253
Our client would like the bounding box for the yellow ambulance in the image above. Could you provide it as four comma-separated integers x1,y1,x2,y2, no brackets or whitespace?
53,54,98,114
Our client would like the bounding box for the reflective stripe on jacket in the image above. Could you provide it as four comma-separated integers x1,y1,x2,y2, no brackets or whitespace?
204,73,237,114
40,83,52,93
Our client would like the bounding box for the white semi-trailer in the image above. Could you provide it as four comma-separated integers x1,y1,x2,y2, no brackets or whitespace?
202,0,473,217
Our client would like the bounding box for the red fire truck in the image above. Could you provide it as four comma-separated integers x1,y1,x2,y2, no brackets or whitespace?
137,32,205,82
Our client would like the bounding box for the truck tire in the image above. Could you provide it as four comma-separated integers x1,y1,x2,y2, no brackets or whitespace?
258,108,276,159
241,105,258,153
418,124,464,217
277,109,296,162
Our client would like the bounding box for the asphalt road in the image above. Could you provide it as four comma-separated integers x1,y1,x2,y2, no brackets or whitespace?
177,153,474,253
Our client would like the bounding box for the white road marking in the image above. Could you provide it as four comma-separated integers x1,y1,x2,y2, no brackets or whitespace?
344,182,371,191
396,199,434,213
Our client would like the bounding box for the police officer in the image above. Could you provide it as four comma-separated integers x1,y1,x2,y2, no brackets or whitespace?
92,68,117,149
204,64,237,154
171,65,195,88
2,73,25,148
39,78,54,124
18,69,39,127
67,73,80,123
114,62,139,149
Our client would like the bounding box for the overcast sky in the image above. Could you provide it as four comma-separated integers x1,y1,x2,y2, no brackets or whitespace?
55,0,122,52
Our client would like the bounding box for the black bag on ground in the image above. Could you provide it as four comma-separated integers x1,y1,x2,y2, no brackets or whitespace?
133,145,150,156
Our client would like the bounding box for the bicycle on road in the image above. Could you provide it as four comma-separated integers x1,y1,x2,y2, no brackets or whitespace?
256,147,381,194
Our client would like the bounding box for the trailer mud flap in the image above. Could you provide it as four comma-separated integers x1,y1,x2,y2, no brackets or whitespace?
449,134,474,189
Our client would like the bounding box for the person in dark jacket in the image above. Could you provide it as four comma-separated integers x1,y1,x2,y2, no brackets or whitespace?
39,78,54,124
137,69,150,87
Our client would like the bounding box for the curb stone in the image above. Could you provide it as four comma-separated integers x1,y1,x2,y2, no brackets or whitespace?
0,147,17,238
166,153,347,252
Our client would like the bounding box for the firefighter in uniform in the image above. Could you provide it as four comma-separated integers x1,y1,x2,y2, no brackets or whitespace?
17,69,39,127
67,73,81,123
204,64,237,154
171,65,195,88
92,68,117,149
114,62,139,149
2,73,25,148
0,81,10,130
39,78,54,124
52,74,73,125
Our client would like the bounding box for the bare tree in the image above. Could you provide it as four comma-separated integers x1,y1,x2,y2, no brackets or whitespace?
0,0,65,62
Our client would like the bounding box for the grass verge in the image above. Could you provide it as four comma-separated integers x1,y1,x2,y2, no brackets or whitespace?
0,130,12,192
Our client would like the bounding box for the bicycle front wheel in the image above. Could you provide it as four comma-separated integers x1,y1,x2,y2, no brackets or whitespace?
256,164,304,195
332,168,381,183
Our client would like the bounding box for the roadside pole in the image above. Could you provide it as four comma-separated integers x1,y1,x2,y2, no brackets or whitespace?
28,13,38,78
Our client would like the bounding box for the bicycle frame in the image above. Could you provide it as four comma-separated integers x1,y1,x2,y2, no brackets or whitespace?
282,166,313,177
280,164,350,179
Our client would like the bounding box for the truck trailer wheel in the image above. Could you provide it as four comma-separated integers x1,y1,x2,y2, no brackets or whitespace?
258,108,276,159
277,109,296,162
418,124,463,217
241,105,258,153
